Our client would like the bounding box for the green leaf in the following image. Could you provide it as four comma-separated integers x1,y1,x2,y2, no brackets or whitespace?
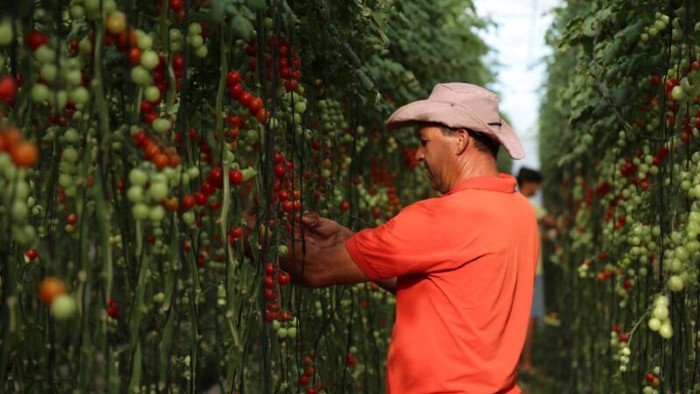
208,0,225,24
231,14,254,40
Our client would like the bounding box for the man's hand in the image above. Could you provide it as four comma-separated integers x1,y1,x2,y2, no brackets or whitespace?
297,212,354,247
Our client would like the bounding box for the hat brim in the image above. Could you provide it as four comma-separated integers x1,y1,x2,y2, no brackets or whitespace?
385,100,525,160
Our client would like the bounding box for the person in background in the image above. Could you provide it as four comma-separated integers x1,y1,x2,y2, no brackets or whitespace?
516,167,557,374
271,83,539,393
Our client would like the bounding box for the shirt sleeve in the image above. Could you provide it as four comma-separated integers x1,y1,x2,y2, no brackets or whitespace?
345,201,457,280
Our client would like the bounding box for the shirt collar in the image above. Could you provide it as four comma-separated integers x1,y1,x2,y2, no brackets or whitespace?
443,173,517,195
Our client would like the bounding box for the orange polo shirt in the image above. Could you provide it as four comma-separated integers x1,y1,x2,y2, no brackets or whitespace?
345,174,538,394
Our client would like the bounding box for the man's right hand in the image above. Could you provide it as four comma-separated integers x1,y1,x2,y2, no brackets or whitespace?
297,212,354,248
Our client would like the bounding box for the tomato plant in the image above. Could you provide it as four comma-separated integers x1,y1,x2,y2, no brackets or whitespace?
0,0,496,392
539,1,700,393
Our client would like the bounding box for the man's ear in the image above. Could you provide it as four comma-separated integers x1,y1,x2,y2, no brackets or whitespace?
455,128,470,155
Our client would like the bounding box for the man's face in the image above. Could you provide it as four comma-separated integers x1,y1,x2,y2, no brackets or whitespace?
415,125,458,193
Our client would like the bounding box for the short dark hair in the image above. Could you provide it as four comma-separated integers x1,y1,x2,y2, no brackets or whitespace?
432,123,500,158
516,167,542,187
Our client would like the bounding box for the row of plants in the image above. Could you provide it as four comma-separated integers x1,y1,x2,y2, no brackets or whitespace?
0,0,496,392
540,0,700,392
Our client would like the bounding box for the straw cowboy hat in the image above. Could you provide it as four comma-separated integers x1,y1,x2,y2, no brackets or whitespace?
386,83,525,160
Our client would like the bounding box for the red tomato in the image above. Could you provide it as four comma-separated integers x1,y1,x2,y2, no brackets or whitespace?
200,181,216,195
248,97,264,113
228,83,244,99
229,227,243,239
229,169,243,185
274,164,286,179
278,272,290,285
172,54,185,70
26,30,48,51
226,70,241,85
39,277,67,305
238,92,252,107
194,191,208,206
169,0,184,11
207,167,223,188
10,141,38,168
67,213,78,225
182,194,196,210
25,248,39,261
0,76,17,103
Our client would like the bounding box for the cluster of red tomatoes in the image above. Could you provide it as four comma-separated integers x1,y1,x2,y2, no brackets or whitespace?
132,130,182,170
264,262,291,322
247,36,302,93
226,70,267,123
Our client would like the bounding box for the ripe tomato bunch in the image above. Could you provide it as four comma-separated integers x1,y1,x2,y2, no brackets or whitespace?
263,261,291,322
226,70,267,122
247,36,302,93
132,130,181,170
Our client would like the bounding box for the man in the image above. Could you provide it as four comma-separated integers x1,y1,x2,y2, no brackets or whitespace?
516,167,556,374
283,83,539,393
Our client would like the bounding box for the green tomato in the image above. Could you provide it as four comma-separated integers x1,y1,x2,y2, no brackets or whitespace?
137,33,153,50
70,87,89,105
152,118,171,134
186,166,200,179
276,327,288,338
659,322,673,339
69,5,85,19
169,28,182,41
148,182,168,200
652,305,669,320
195,45,208,58
34,46,55,63
31,84,51,103
79,38,92,56
84,0,100,13
0,18,13,46
64,128,80,144
127,185,144,202
104,0,117,13
11,200,28,221
40,63,57,83
667,275,684,292
188,35,204,49
132,203,150,220
51,294,77,320
130,66,152,86
58,174,74,189
182,211,196,226
188,23,202,36
671,85,686,101
149,205,166,221
144,85,160,102
140,50,159,69
129,168,149,186
294,101,307,113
